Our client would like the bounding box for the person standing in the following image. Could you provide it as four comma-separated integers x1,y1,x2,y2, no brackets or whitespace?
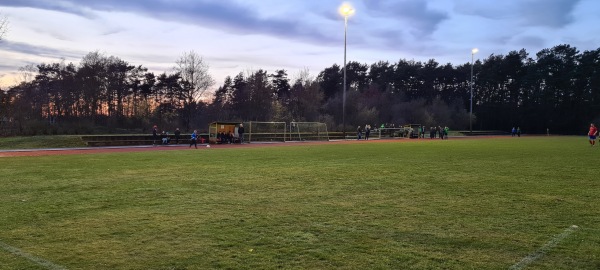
511,127,516,137
517,127,521,137
444,126,449,140
588,123,598,146
365,124,371,140
174,128,181,144
238,123,245,144
190,130,198,149
152,125,158,146
357,126,363,140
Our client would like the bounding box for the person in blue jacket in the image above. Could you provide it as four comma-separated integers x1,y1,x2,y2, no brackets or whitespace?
190,130,198,149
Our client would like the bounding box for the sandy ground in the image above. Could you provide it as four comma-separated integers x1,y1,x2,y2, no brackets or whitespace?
0,136,510,157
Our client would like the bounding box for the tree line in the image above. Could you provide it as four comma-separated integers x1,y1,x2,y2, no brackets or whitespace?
1,44,599,136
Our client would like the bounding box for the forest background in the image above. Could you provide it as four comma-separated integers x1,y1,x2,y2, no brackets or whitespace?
1,44,599,136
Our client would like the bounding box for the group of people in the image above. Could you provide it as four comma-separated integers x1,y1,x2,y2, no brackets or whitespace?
358,124,450,140
150,123,600,148
153,126,182,145
217,131,236,144
425,126,449,139
357,125,372,140
153,123,246,149
511,127,522,137
153,125,194,147
216,123,245,144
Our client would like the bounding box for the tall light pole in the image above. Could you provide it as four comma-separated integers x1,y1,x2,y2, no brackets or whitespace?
470,48,478,134
340,3,354,140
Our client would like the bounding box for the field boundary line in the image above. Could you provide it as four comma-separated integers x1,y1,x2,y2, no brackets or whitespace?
0,240,67,270
509,225,579,270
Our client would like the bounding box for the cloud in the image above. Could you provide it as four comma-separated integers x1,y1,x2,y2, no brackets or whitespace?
372,29,406,49
0,40,84,59
1,0,596,89
0,0,95,18
30,27,72,41
513,36,547,48
100,28,124,36
363,0,449,37
1,0,338,46
454,0,581,28
520,0,580,27
0,63,16,70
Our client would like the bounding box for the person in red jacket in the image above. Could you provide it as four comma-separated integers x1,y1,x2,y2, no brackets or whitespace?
589,123,598,146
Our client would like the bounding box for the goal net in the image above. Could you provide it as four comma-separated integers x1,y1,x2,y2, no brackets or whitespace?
375,127,406,139
289,122,329,141
245,121,287,143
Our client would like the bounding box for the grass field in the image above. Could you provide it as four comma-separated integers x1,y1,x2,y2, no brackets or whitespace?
0,135,86,150
1,137,599,269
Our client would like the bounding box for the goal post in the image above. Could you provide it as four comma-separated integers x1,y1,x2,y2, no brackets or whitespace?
289,122,329,141
245,121,287,143
376,127,405,139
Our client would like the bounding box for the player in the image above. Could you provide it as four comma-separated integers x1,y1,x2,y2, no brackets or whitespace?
190,130,198,149
588,123,598,146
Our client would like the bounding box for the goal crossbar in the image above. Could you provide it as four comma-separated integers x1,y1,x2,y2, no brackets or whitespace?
289,122,329,142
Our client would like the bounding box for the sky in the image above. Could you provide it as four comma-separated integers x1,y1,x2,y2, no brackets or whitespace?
0,0,599,89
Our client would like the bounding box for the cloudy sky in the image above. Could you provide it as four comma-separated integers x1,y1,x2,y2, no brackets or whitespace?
0,0,599,89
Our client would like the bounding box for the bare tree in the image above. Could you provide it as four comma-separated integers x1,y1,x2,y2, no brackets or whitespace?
0,12,8,40
17,64,36,84
174,51,214,129
174,51,214,102
293,67,313,86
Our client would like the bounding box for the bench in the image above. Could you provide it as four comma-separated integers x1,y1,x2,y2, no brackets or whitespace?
86,140,155,147
82,135,208,147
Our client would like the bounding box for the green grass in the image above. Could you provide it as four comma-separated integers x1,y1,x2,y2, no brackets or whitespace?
1,137,599,269
0,135,86,150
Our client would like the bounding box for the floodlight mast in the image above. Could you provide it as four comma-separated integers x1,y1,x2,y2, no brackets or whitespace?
470,48,478,134
339,3,354,139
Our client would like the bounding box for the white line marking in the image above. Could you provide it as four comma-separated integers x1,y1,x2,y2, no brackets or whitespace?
0,240,67,270
509,225,579,270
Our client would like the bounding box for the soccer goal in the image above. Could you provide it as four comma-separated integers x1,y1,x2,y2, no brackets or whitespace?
245,121,287,143
289,122,329,141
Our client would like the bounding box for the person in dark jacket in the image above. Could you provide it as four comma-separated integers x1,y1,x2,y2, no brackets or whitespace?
174,128,181,144
152,125,158,146
161,131,168,145
238,123,245,143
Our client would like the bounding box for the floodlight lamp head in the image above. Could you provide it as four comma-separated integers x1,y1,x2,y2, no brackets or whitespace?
472,48,479,54
339,3,355,17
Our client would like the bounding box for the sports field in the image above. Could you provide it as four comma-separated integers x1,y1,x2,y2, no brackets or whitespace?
1,136,598,269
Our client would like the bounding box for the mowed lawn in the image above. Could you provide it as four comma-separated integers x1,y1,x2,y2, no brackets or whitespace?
0,137,599,269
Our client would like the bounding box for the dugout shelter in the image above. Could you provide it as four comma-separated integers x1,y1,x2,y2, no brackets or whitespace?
209,121,241,144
